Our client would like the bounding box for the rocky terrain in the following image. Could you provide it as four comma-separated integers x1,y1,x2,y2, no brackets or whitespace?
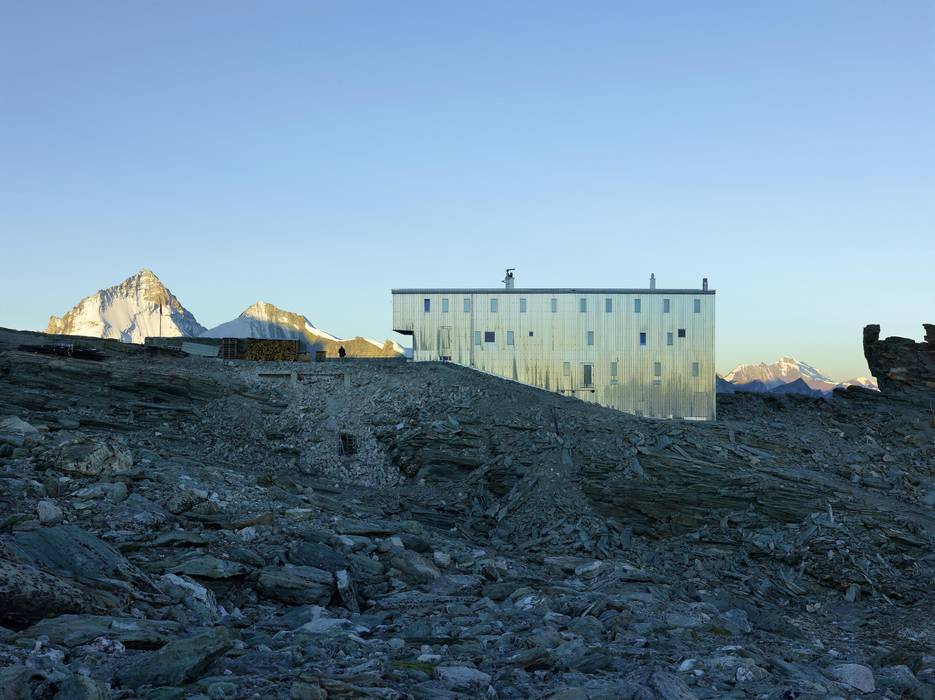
0,325,933,699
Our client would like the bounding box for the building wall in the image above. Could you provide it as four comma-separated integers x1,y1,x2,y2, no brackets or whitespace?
392,289,715,419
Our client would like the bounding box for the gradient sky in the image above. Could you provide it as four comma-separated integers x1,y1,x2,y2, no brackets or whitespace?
2,2,933,380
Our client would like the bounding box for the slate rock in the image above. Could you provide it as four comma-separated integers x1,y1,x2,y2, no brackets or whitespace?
435,665,491,690
257,565,333,605
116,627,233,689
23,614,181,648
389,549,440,584
829,663,875,694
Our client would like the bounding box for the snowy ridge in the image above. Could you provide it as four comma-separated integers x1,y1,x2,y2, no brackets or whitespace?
723,358,878,394
46,269,205,343
202,300,404,358
201,301,339,342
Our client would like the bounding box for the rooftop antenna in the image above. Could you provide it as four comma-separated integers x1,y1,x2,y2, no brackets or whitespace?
503,268,515,289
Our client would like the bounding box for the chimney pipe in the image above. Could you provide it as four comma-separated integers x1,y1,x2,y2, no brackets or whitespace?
649,273,656,290
503,268,515,289
702,277,708,291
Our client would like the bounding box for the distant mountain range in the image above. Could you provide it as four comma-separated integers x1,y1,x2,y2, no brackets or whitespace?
45,269,404,358
720,357,877,395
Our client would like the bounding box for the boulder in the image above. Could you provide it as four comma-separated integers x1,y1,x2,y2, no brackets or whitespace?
256,565,333,605
116,627,233,689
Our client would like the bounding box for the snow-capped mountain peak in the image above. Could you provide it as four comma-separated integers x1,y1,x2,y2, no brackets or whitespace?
724,357,836,392
200,301,404,358
201,300,338,342
46,269,204,343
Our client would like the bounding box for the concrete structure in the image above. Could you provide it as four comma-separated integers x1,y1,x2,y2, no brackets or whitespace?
392,273,716,419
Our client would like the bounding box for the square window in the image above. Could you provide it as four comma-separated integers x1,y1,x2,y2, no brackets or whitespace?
473,331,481,346
551,298,558,313
520,298,527,313
507,331,514,346
692,362,699,377
528,331,534,337
693,298,701,313
678,328,686,338
587,330,594,346
442,298,449,313
582,364,593,387
666,332,673,346
464,298,471,312
605,298,612,312
639,332,647,346
484,331,495,343
563,361,570,377
634,298,641,313
663,298,670,313
579,298,587,312
423,298,430,312
490,298,498,313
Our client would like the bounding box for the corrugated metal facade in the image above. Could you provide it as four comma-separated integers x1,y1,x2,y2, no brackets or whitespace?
392,286,716,419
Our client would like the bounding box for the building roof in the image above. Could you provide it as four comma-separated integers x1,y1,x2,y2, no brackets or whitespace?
392,288,715,295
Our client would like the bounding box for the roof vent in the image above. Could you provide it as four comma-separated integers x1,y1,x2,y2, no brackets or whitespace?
702,277,709,291
650,273,656,290
503,268,515,289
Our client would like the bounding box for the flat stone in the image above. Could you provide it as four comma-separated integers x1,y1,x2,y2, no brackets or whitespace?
116,627,233,689
389,550,440,584
436,665,491,690
829,663,875,694
37,500,63,525
170,555,247,579
257,565,333,605
23,614,181,648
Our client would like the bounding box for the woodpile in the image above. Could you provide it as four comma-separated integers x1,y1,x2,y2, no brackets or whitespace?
244,339,300,362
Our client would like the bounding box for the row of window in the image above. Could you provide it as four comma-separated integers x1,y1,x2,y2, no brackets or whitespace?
424,297,703,314
473,329,690,347
561,360,701,387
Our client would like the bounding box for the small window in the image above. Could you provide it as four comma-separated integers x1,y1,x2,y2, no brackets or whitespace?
579,298,587,312
528,331,534,337
639,332,647,346
464,298,471,312
678,328,686,338
605,298,612,313
551,298,558,313
442,298,449,313
423,298,430,312
520,298,527,313
490,298,498,313
666,332,673,346
654,362,662,377
582,364,593,387
692,362,699,377
587,330,594,346
563,361,570,377
663,298,670,313
484,331,495,343
693,298,701,313
473,331,481,346
634,298,641,313
507,331,514,346
610,361,618,384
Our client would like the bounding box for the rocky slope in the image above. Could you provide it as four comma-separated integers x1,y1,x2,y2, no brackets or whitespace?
0,327,933,698
202,301,404,359
46,269,205,343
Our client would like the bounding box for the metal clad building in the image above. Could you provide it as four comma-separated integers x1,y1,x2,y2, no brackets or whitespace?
392,274,716,419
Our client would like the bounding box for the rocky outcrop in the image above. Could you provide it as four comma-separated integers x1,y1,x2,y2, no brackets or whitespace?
863,323,935,394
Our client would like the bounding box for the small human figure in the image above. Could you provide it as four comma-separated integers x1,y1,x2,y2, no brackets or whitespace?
338,345,346,359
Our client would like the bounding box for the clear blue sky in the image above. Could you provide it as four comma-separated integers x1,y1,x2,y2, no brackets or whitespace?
2,2,933,379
